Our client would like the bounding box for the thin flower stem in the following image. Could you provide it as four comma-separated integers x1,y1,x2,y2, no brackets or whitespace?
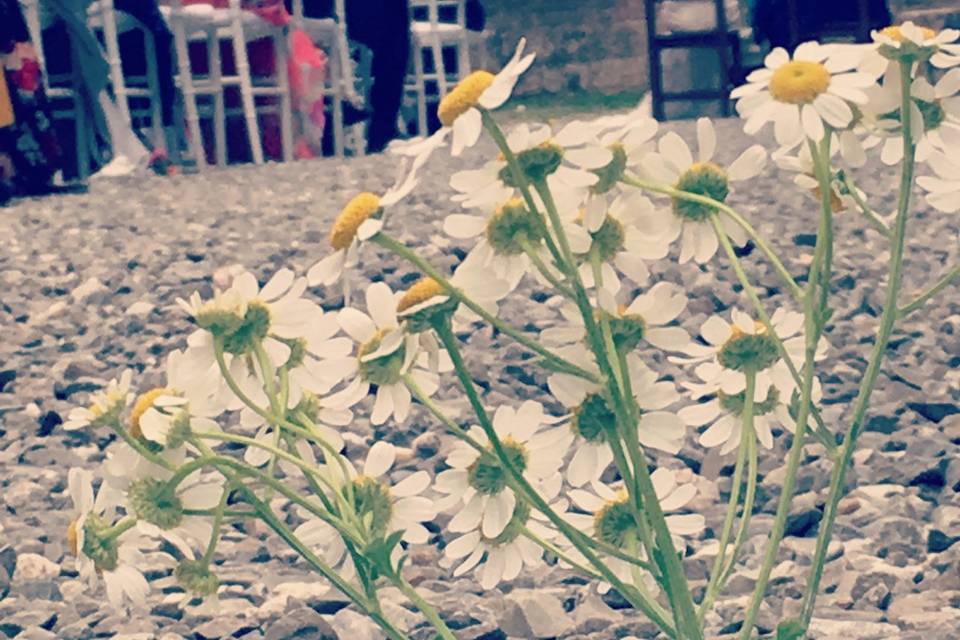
391,574,457,640
840,173,891,238
810,136,835,331
430,318,679,638
201,483,230,565
104,517,138,541
721,430,757,586
799,58,918,628
373,232,599,382
697,370,752,624
620,174,804,302
521,527,600,579
739,144,830,637
105,416,176,471
898,264,959,318
709,217,837,455
236,485,409,640
520,237,576,298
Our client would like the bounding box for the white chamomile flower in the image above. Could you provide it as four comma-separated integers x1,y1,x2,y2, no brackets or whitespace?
546,346,685,486
863,66,960,165
307,165,419,287
444,196,588,293
64,370,134,431
732,42,874,146
679,371,822,455
434,39,536,157
859,23,960,76
541,281,691,353
129,470,224,558
67,468,152,609
323,282,438,425
295,441,437,579
674,308,826,402
642,118,766,264
563,471,705,593
441,474,565,589
435,401,571,538
919,151,960,212
772,141,866,213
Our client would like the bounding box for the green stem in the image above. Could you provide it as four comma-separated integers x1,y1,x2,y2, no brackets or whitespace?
697,369,752,623
521,237,575,298
373,232,598,382
898,264,959,318
237,485,408,640
722,430,757,585
810,136,835,332
105,416,176,471
840,173,891,238
431,317,678,638
392,574,456,640
799,58,917,628
620,174,804,302
104,517,138,541
739,136,833,639
201,483,230,565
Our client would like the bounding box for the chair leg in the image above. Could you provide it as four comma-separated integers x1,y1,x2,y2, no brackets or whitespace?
230,21,264,164
274,29,293,162
413,38,428,137
330,45,345,157
207,30,227,166
142,29,165,148
430,36,447,97
173,19,207,169
100,0,132,126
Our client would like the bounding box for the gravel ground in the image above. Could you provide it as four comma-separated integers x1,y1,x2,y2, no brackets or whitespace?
1,116,958,640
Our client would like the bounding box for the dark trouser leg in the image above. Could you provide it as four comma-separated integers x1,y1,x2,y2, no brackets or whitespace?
113,0,176,127
346,0,410,153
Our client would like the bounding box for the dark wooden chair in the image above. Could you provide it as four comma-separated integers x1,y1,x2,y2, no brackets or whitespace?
644,0,741,121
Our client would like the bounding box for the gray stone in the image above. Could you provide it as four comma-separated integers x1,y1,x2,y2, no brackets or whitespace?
264,606,338,640
13,553,59,582
502,589,574,638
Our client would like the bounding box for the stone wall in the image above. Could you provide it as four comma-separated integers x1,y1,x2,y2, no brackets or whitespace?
480,0,650,97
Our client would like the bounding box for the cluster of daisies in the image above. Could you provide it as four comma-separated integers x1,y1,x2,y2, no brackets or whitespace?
60,22,959,615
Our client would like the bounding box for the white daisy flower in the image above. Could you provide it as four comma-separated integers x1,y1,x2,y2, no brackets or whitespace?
642,118,766,264
307,166,419,287
680,373,823,454
563,471,705,593
294,441,437,578
323,282,438,425
64,370,134,431
434,38,536,157
435,401,571,538
859,23,960,76
772,141,866,213
863,66,960,165
541,281,691,353
129,470,224,559
441,473,566,589
67,468,152,609
919,150,960,212
673,308,826,402
546,346,685,486
732,42,875,146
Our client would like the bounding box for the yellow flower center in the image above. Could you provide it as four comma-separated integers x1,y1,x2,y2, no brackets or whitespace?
67,519,79,556
437,71,495,127
769,61,831,105
129,387,170,439
397,277,444,313
330,193,382,251
881,24,936,43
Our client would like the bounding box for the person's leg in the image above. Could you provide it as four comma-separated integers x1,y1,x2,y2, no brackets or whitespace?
346,0,410,153
113,0,176,128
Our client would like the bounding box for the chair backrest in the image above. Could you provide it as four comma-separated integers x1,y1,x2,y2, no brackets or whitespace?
290,0,346,25
411,0,466,29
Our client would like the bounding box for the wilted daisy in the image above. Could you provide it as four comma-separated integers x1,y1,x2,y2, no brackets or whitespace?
546,346,685,486
67,468,152,608
732,42,874,146
680,372,823,454
64,370,133,431
441,474,565,589
859,23,960,76
435,400,571,538
563,471,705,593
642,118,765,264
919,151,960,212
307,166,418,287
294,441,436,577
323,282,438,425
